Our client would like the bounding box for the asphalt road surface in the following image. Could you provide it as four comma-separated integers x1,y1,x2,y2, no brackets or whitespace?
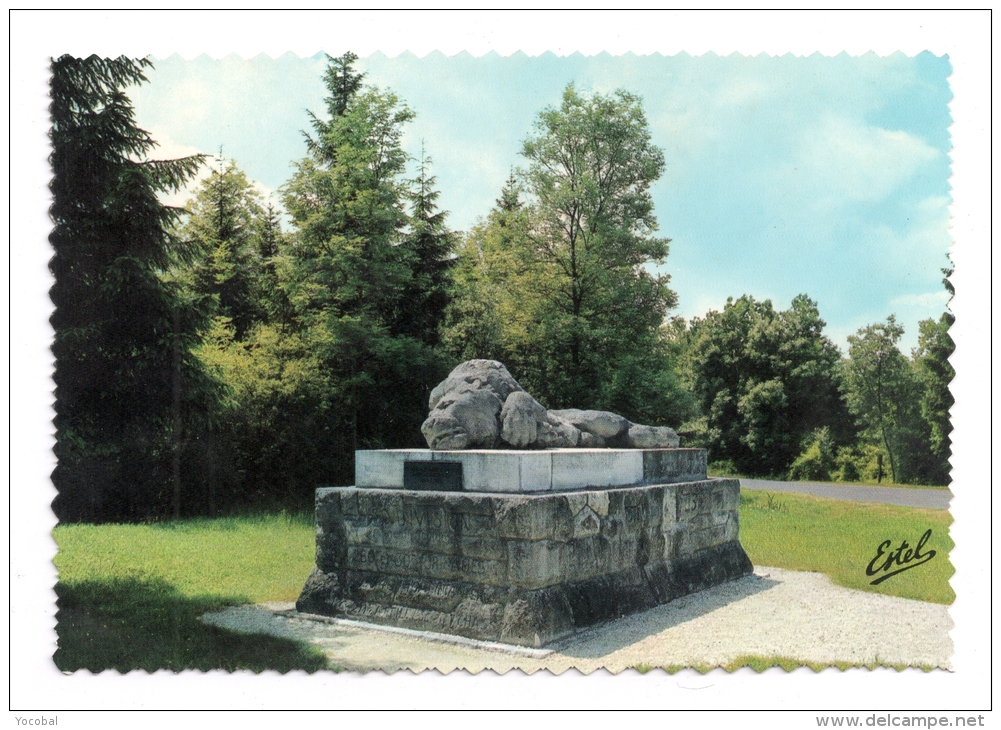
740,478,952,510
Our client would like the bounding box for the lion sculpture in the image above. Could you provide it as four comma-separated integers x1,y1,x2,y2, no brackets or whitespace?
421,359,680,451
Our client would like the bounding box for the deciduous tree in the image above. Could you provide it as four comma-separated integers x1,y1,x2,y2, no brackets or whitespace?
519,85,676,411
447,86,683,423
841,316,918,483
681,295,853,476
911,312,954,485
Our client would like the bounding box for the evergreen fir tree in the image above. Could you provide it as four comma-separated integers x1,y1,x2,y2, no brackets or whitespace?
258,200,294,325
496,171,523,214
394,146,456,346
175,155,267,339
441,173,533,365
322,51,365,119
281,52,435,456
282,58,414,323
49,55,216,522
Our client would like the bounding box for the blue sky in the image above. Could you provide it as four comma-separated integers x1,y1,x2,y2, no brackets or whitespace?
132,52,953,352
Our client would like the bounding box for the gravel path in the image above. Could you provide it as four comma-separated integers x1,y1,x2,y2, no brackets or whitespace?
740,479,953,510
201,567,952,673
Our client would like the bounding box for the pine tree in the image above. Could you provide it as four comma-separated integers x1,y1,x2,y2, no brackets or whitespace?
258,200,294,325
496,171,523,214
175,155,268,339
320,51,365,119
394,146,456,346
49,55,216,522
280,52,435,458
282,63,414,323
442,173,536,367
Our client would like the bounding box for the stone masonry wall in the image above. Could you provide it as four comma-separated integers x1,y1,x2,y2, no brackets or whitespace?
297,479,752,647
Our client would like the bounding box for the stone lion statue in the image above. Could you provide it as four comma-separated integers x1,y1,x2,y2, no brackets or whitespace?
421,359,680,451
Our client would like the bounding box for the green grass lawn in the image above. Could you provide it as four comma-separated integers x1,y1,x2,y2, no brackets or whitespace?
53,491,953,672
52,512,327,673
739,490,954,604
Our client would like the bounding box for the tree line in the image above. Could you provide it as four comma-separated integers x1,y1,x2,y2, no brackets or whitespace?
49,54,953,523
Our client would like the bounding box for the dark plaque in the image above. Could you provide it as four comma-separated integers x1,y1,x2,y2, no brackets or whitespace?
403,461,464,491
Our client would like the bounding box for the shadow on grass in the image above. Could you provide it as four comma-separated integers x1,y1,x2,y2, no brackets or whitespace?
54,576,328,673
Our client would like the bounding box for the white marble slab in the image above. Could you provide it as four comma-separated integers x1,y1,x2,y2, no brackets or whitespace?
354,448,706,493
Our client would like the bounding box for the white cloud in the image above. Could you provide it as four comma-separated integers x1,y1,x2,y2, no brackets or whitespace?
251,180,277,204
789,116,940,207
144,128,280,213
869,194,953,282
891,290,951,309
142,128,211,209
675,291,733,321
146,127,205,161
903,194,954,258
168,77,212,124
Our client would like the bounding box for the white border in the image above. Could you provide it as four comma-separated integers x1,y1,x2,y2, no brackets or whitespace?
9,9,992,717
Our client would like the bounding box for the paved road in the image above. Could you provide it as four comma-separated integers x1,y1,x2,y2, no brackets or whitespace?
740,478,952,510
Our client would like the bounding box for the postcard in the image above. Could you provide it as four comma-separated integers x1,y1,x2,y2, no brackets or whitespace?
10,9,991,716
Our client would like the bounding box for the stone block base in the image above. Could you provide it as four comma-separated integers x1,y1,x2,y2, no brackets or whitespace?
298,541,752,647
296,478,753,647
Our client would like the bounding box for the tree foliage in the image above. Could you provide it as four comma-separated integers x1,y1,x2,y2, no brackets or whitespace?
680,295,854,477
788,427,837,482
444,87,688,426
51,55,954,520
282,85,414,323
443,174,536,367
173,156,269,338
840,314,952,485
49,55,216,522
518,85,677,412
392,147,456,346
911,313,954,484
193,317,355,507
165,158,301,514
267,53,452,487
841,316,923,484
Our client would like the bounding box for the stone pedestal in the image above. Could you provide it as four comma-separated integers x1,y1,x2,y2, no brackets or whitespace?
297,448,753,647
